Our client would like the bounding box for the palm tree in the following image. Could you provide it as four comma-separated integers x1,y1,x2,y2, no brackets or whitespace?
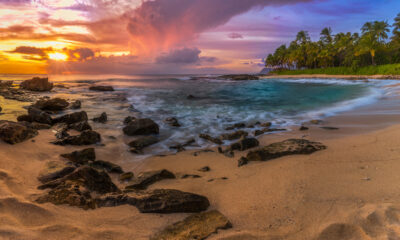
392,13,400,44
296,31,311,45
320,27,333,45
359,21,390,65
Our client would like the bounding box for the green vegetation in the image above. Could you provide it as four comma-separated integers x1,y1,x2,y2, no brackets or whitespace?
266,13,400,75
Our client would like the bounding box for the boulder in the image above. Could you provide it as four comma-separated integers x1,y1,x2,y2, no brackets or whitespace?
229,137,259,151
164,117,181,127
20,77,53,91
238,157,249,167
199,134,222,145
123,118,159,136
128,136,159,151
0,80,13,88
22,122,51,130
260,122,272,127
17,114,33,122
123,116,136,125
60,148,96,165
37,161,75,184
0,106,2,113
32,98,69,111
0,121,38,144
151,210,232,240
89,85,114,91
88,160,123,174
134,189,210,213
53,111,88,124
52,130,101,146
68,121,92,132
27,107,53,125
125,169,175,190
169,138,196,152
70,100,81,109
254,130,264,136
220,130,248,140
93,112,107,123
246,139,326,162
225,122,246,130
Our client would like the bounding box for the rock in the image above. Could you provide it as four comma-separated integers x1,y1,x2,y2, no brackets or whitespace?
229,137,259,151
310,119,323,125
68,121,92,132
53,111,88,124
89,85,114,91
128,136,159,150
134,189,210,213
199,134,222,145
22,122,51,130
93,112,107,123
254,130,264,136
17,114,33,122
32,98,69,111
260,122,272,127
55,128,69,139
225,123,246,130
151,210,232,240
186,94,196,99
37,161,75,184
238,157,249,167
299,126,309,131
0,80,13,88
218,74,259,81
27,107,53,125
88,160,123,174
0,106,2,113
198,166,210,172
320,126,339,130
20,77,53,91
246,139,326,162
70,100,81,109
193,149,214,156
169,138,196,152
181,174,201,179
53,130,101,146
123,116,136,125
38,166,119,194
164,117,181,127
95,193,135,208
220,130,248,140
261,128,286,133
119,172,134,182
123,118,159,136
60,148,96,165
0,121,38,144
125,169,175,190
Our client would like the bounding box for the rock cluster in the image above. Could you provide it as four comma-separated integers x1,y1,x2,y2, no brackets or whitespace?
20,77,53,91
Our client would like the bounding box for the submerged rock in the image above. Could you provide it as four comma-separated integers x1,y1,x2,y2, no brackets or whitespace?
128,136,159,151
125,169,175,190
123,118,159,136
164,117,181,127
88,160,123,174
70,100,81,109
37,161,75,184
53,111,88,125
93,112,107,123
151,210,232,240
52,130,101,146
199,134,222,145
27,107,53,125
220,130,248,140
169,138,196,152
32,98,69,111
0,121,38,144
89,85,114,91
60,148,96,165
246,139,326,162
20,77,53,92
225,122,246,131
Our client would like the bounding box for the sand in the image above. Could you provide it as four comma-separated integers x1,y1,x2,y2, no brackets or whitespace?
1,119,400,240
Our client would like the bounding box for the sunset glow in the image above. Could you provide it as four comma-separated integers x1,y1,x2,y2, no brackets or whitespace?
48,52,68,61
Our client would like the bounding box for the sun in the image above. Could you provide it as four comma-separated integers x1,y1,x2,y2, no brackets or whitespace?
48,52,68,61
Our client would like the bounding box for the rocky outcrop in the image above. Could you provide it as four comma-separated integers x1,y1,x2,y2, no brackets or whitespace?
225,123,246,130
123,116,136,125
32,98,69,111
123,118,159,136
199,134,222,145
164,117,181,127
169,138,196,152
246,139,326,162
151,210,232,240
52,130,101,146
0,80,12,88
119,172,134,181
128,136,159,153
88,160,123,174
68,121,92,132
53,111,88,125
0,121,38,144
125,169,175,190
93,112,107,123
20,77,53,91
229,137,259,151
27,107,53,125
21,122,51,130
218,74,259,81
60,148,96,165
89,85,114,91
37,161,75,184
220,130,248,140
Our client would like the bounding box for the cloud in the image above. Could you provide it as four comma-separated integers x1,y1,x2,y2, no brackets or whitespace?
228,32,244,39
9,46,51,60
0,25,34,34
64,48,95,61
156,48,201,64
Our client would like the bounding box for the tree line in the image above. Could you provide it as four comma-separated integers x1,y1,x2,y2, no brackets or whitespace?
265,14,400,70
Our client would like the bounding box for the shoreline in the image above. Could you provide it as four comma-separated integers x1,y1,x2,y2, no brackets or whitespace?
261,74,400,80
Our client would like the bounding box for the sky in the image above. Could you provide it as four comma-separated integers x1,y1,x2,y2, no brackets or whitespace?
0,0,400,75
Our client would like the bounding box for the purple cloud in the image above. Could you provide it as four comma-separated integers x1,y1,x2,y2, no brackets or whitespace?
228,32,244,39
156,47,201,64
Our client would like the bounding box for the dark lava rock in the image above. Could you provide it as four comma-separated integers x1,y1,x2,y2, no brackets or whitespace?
169,138,196,152
89,85,114,91
53,130,101,146
28,107,53,125
88,160,123,174
20,77,53,92
123,116,136,125
260,122,272,127
38,166,119,194
198,166,211,172
119,172,134,182
164,117,181,127
70,100,81,109
0,120,38,144
134,189,210,213
151,210,232,240
60,148,96,165
17,114,33,122
0,106,2,113
32,98,69,111
181,174,201,179
225,122,246,131
254,130,264,136
68,121,92,132
53,111,88,125
238,157,249,167
199,134,222,145
299,126,309,131
229,137,259,151
218,74,259,81
128,136,159,151
123,118,159,136
125,169,175,190
37,161,75,184
220,130,248,140
320,126,339,130
0,80,13,88
246,139,326,162
93,112,107,123
22,122,52,130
